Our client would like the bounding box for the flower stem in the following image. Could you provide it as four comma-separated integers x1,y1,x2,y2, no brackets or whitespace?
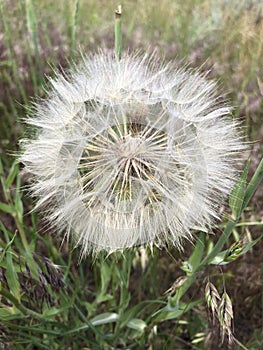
115,5,122,60
71,0,79,59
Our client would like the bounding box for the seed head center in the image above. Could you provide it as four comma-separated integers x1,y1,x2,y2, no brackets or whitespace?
118,134,143,159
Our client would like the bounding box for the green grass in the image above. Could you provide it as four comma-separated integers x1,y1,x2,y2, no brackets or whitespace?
0,1,263,349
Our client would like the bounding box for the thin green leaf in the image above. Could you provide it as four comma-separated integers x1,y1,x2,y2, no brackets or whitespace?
188,232,205,271
242,158,263,211
0,229,17,263
209,251,231,265
0,157,3,175
43,305,71,317
14,195,24,221
0,307,21,321
153,299,202,322
90,312,119,326
126,318,147,332
0,202,13,214
208,234,263,265
229,159,250,218
6,160,18,188
240,234,263,254
6,250,20,302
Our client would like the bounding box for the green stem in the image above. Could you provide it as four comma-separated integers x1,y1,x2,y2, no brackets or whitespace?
243,157,263,210
174,158,263,304
25,0,42,81
71,0,79,59
15,216,30,253
115,5,122,60
0,287,45,320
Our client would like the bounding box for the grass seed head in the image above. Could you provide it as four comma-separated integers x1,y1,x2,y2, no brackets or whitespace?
205,281,221,321
218,291,234,344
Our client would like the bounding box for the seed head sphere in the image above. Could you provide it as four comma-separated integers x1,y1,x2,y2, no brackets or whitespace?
20,53,244,256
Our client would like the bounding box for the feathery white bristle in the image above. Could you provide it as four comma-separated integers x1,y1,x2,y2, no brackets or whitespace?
20,52,245,256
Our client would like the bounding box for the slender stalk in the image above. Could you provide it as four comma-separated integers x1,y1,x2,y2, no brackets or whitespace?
25,0,42,81
71,0,79,58
115,5,122,60
14,216,30,253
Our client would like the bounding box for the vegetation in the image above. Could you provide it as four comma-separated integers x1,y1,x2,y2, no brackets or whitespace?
0,1,262,349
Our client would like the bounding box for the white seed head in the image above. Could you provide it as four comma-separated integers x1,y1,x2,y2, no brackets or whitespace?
20,52,244,256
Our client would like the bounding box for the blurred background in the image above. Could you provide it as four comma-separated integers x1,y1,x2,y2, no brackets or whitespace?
0,1,262,349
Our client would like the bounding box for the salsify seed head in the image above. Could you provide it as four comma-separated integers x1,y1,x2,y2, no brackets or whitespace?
20,52,244,256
